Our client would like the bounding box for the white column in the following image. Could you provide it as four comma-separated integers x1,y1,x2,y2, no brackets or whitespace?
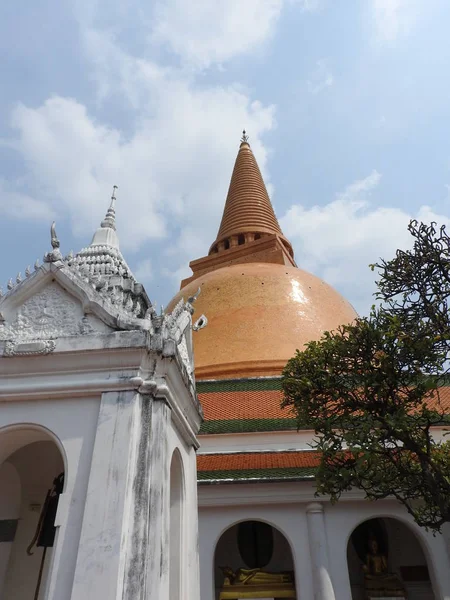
306,502,335,600
70,390,150,600
146,398,171,600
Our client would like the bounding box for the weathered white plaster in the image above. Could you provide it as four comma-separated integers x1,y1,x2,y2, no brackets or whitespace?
198,430,317,453
2,441,64,600
306,502,335,600
0,209,202,600
198,426,450,455
0,462,20,596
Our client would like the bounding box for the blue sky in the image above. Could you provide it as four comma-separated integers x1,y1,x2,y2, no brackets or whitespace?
1,0,450,314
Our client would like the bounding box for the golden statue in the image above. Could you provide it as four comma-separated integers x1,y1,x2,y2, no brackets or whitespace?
362,534,406,598
219,566,296,599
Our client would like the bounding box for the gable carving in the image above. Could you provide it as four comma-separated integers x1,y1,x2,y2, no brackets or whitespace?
0,283,109,342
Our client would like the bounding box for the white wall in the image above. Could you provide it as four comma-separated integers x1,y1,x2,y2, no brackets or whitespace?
198,488,450,600
169,451,184,600
167,413,201,600
199,503,313,600
2,441,64,600
0,397,100,600
0,462,21,596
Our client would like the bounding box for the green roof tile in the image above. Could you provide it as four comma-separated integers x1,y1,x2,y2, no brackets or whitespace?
197,466,316,483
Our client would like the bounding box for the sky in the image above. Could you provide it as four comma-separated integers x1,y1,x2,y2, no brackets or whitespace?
1,0,450,315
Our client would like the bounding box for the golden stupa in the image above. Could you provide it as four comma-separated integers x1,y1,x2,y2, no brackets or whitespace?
169,133,356,380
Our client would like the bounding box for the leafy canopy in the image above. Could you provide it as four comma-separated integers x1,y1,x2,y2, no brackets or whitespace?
282,221,450,531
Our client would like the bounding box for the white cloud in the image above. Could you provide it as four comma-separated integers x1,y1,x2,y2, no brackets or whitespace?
0,180,55,221
294,0,321,11
7,67,275,262
149,0,321,70
371,0,421,43
150,0,283,69
280,171,450,315
2,0,321,297
307,59,334,94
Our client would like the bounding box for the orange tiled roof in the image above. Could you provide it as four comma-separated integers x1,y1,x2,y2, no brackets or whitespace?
199,389,292,421
197,380,450,435
197,451,321,472
423,386,450,411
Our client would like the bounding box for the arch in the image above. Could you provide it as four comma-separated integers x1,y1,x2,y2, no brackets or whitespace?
347,516,437,600
213,516,296,555
214,518,296,600
0,424,65,600
169,448,185,600
344,510,442,595
0,462,21,594
0,423,68,489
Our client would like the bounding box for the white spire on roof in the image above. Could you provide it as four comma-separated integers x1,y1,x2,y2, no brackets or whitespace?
71,186,135,283
0,185,154,325
90,185,120,249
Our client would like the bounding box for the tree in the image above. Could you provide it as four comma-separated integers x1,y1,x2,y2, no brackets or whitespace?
282,220,450,531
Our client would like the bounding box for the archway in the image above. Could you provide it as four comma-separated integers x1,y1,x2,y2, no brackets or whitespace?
347,517,435,600
169,449,184,600
214,520,296,600
0,426,65,600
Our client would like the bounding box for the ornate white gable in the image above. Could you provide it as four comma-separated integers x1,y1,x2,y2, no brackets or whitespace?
0,282,111,344
0,194,206,368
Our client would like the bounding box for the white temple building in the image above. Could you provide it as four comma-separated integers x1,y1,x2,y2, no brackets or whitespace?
0,195,203,599
0,136,450,600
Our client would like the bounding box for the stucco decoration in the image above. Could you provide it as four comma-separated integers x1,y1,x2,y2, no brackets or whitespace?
0,200,204,374
66,244,147,319
149,291,207,387
3,339,56,357
0,283,108,343
43,222,63,263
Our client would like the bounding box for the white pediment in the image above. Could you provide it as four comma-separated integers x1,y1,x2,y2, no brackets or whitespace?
0,276,112,344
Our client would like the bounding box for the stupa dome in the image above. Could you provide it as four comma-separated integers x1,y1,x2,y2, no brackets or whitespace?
170,262,356,380
168,132,357,380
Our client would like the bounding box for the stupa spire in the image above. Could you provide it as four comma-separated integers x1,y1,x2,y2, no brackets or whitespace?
179,133,296,288
101,185,118,231
209,132,293,258
90,186,120,249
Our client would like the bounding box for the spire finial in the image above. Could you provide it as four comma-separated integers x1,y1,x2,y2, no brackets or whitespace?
50,221,60,249
101,185,118,230
43,221,63,263
208,133,294,260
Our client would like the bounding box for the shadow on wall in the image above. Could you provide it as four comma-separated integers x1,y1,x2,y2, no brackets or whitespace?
0,428,64,600
347,517,435,600
214,520,295,600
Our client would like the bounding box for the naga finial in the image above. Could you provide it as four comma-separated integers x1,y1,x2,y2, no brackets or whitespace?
44,221,63,263
50,221,60,249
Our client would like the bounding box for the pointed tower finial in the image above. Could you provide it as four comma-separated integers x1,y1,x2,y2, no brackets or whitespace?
50,221,60,249
101,185,118,230
208,135,294,259
44,222,63,263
